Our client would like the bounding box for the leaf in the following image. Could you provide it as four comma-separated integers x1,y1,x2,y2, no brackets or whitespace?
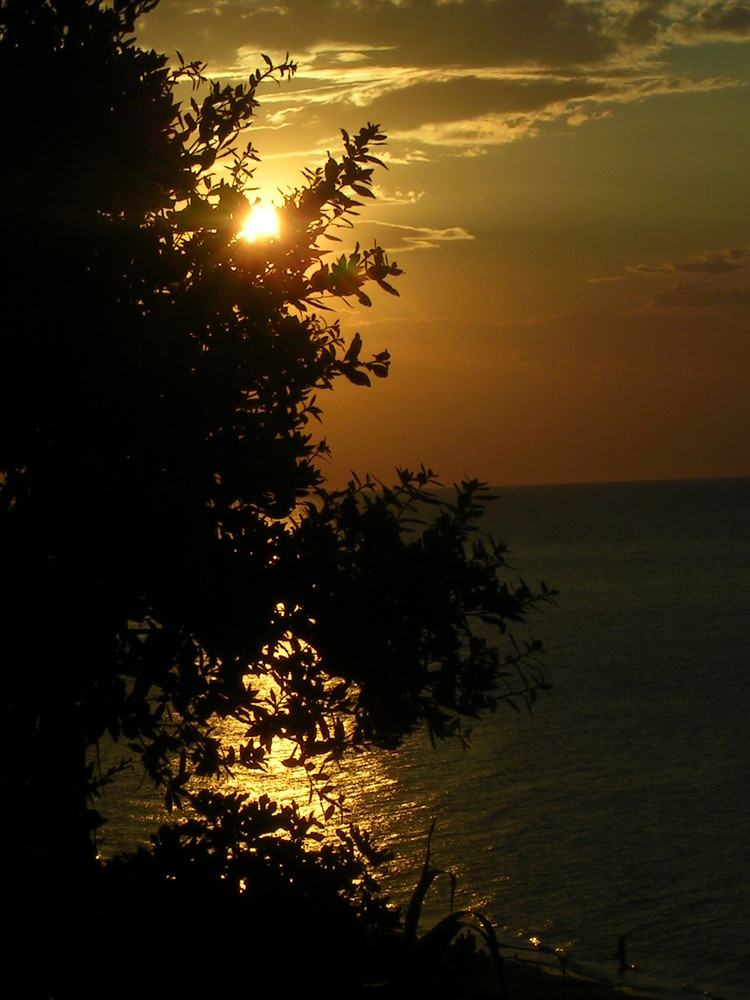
376,279,400,296
404,817,439,947
343,367,371,387
344,332,362,362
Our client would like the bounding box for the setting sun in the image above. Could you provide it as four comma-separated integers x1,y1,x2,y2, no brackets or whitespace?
238,202,279,242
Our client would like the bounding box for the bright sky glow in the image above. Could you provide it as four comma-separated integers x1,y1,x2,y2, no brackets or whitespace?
139,1,750,488
238,202,280,242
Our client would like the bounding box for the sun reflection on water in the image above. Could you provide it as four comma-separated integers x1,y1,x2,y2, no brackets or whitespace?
93,651,480,924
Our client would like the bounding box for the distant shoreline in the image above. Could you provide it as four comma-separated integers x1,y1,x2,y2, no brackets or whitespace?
465,953,687,1000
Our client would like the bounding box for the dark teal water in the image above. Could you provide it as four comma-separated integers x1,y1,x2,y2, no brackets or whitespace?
343,478,750,1000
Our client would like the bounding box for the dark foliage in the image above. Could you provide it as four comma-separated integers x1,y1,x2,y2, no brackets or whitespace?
0,1,553,993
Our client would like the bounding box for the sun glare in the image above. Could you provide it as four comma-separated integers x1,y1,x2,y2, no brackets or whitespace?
238,202,280,242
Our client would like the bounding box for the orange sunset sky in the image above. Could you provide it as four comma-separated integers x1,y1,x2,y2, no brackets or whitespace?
139,1,750,487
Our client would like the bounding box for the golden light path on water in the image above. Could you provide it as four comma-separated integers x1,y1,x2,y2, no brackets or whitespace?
95,582,503,925
213,709,486,922
93,695,490,923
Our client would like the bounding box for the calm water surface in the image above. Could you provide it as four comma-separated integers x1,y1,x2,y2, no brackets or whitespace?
98,478,750,1000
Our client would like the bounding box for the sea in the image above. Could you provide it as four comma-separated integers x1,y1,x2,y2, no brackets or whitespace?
96,477,750,1000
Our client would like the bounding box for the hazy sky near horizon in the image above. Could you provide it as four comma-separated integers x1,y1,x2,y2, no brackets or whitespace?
139,1,750,487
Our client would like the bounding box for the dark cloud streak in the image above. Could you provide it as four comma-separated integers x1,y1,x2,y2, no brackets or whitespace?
632,247,749,275
140,1,750,163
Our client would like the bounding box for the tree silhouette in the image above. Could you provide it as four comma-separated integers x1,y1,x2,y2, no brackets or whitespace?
0,1,551,994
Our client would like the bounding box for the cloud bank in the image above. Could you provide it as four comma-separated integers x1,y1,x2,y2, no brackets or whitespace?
142,1,750,162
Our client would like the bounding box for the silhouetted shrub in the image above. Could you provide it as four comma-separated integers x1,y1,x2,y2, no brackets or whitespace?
0,2,552,994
